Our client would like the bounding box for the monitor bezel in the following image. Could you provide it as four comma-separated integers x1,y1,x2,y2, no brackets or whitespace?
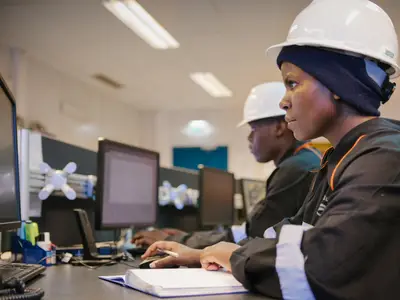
0,73,21,230
95,139,160,230
198,166,235,228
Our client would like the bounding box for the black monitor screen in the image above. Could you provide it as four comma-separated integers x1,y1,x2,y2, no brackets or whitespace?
96,140,159,229
0,76,20,229
199,167,234,227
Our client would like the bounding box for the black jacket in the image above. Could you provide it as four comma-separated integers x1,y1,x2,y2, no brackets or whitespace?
167,141,321,249
231,118,400,300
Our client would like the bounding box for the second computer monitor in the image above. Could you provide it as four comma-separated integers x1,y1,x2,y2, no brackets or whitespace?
241,179,266,217
199,167,235,227
95,139,159,229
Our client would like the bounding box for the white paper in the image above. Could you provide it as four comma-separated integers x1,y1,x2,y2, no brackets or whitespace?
126,268,243,289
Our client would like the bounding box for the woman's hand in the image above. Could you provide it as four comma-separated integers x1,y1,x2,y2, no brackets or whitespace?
200,242,240,272
142,241,202,268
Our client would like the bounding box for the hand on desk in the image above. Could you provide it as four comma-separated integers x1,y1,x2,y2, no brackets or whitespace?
142,241,240,272
200,242,240,272
142,241,202,268
132,228,188,247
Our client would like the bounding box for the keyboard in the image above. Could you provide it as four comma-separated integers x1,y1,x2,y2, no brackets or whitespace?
0,263,46,284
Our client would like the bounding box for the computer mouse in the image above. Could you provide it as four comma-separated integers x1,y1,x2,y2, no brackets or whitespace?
139,256,161,269
139,255,180,269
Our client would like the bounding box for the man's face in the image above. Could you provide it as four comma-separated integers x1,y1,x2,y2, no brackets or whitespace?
248,119,279,163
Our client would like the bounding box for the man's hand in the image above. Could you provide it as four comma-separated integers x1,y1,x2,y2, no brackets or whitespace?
132,230,169,247
161,228,187,236
142,241,202,268
200,242,240,272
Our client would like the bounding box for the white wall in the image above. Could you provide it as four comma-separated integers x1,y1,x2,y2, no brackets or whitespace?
136,111,157,151
0,46,272,180
0,46,141,151
0,46,12,85
153,109,274,180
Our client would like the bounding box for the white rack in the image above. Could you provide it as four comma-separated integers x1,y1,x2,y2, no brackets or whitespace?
18,129,96,221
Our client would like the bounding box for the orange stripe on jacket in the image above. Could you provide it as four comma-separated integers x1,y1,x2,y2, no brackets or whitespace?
329,135,366,190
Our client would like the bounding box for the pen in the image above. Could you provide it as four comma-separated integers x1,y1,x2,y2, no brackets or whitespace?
157,249,179,258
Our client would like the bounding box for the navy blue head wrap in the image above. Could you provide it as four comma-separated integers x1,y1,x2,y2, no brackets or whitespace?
276,45,395,116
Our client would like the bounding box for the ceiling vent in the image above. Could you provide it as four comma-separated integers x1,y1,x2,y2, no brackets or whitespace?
92,73,124,89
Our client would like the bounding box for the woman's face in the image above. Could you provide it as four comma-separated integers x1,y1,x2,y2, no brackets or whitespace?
279,62,337,141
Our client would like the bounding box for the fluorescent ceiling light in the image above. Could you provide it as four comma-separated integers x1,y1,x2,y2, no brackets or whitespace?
78,124,97,133
103,0,179,49
181,120,214,138
190,73,232,98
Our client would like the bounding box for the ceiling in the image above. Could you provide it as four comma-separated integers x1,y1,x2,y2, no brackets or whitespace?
1,0,400,114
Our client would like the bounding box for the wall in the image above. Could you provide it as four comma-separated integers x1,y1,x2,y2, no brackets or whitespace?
136,111,157,150
153,109,275,180
0,46,11,85
0,46,140,151
0,46,273,180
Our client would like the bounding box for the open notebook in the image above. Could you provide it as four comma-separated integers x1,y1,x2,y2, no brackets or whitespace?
99,268,248,298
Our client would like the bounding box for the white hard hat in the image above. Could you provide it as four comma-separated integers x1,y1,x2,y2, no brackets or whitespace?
237,82,286,127
267,0,400,78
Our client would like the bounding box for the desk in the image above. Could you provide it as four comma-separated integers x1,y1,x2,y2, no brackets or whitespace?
29,264,273,299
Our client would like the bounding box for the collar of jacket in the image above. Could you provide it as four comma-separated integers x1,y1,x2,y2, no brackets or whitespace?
324,118,400,189
277,140,310,166
326,118,388,165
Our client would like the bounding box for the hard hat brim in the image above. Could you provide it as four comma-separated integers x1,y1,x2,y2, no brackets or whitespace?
237,113,286,128
237,120,248,128
266,41,400,79
265,42,285,64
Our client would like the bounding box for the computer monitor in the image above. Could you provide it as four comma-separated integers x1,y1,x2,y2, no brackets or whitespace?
95,139,159,229
241,179,266,217
157,167,200,231
198,167,235,228
0,74,21,230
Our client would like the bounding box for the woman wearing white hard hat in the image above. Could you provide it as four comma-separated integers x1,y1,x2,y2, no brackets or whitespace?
133,82,321,248
203,0,400,298
142,0,400,299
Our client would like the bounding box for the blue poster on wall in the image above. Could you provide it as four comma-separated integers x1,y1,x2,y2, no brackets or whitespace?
173,146,228,171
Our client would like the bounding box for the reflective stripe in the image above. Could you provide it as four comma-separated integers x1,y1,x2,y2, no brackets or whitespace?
263,226,277,239
301,222,314,230
230,222,247,243
263,223,313,239
276,225,315,300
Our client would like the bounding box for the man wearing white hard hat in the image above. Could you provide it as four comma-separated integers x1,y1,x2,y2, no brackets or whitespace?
133,82,320,248
142,0,400,299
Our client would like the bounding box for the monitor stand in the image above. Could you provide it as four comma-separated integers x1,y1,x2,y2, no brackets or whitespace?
73,209,123,263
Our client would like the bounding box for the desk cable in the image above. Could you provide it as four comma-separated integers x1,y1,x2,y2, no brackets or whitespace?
0,278,44,300
73,260,116,270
